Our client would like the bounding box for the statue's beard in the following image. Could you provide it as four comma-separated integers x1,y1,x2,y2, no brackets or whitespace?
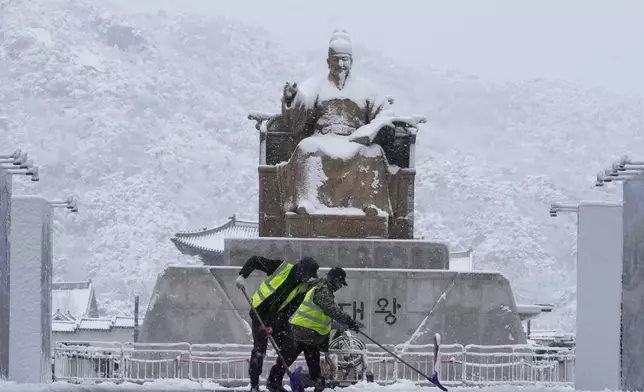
332,69,350,89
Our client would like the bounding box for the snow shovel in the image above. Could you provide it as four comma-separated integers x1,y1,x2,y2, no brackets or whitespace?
358,331,448,391
238,286,305,392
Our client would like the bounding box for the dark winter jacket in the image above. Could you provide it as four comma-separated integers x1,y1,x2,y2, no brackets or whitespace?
239,256,316,330
290,278,355,349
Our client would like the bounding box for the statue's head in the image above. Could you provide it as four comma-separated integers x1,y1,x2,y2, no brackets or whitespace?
327,29,353,86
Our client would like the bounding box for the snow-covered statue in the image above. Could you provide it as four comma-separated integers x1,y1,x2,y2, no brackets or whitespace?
250,30,425,239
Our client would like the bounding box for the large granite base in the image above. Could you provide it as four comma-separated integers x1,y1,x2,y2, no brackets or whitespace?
140,265,525,347
223,237,450,270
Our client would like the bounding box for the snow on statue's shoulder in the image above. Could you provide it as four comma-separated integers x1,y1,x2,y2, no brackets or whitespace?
296,73,387,109
294,74,325,106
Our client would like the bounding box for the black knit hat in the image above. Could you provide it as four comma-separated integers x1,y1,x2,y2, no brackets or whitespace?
327,267,348,286
298,256,319,278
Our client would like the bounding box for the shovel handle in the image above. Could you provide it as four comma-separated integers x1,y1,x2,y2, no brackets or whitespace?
238,286,291,372
359,331,429,379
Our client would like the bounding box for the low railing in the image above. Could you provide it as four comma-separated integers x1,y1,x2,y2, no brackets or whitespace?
53,341,574,387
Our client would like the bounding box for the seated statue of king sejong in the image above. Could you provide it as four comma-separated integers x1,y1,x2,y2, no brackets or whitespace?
276,29,424,218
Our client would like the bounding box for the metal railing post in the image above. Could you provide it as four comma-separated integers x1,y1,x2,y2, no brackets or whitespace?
119,343,125,383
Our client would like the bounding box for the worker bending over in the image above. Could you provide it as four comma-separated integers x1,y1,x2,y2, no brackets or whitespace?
236,256,320,392
265,267,362,392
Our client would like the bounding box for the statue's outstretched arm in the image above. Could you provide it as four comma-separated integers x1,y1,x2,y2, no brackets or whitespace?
248,112,277,131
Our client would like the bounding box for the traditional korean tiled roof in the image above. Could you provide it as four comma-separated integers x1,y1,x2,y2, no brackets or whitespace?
52,320,77,333
52,280,99,320
113,316,138,328
52,309,75,322
77,318,112,331
171,215,259,256
52,316,143,333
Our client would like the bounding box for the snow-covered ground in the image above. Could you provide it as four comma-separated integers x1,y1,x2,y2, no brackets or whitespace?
0,380,579,392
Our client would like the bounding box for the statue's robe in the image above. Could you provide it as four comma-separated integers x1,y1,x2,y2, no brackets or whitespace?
277,73,398,216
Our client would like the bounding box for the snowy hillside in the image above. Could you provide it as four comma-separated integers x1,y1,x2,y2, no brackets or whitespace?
2,0,643,330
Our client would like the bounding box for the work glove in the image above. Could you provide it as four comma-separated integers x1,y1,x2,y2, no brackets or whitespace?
332,320,348,332
346,319,364,332
235,275,247,290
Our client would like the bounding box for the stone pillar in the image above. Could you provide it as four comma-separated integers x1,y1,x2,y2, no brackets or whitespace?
0,172,11,379
575,201,622,391
621,176,644,392
8,196,52,384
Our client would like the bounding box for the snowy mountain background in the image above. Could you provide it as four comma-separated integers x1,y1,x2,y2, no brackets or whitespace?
2,0,643,331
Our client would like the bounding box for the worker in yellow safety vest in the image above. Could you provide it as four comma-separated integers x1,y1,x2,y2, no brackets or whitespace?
235,256,319,392
264,267,363,392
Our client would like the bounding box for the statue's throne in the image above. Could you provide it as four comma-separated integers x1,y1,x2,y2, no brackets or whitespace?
249,107,421,240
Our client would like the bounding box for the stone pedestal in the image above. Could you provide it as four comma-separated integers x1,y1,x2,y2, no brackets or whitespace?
621,176,644,392
0,172,11,379
575,201,622,391
8,196,52,384
141,265,525,347
224,237,450,269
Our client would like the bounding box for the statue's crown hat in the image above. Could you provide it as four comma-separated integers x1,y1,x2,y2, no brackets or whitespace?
328,29,352,56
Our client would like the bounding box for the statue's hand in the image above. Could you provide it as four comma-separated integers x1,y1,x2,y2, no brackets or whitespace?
283,82,298,104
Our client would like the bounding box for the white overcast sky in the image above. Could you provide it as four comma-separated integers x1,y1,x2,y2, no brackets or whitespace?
109,0,644,96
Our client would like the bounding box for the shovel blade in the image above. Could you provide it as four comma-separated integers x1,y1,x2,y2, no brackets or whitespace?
288,366,305,392
428,370,448,391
